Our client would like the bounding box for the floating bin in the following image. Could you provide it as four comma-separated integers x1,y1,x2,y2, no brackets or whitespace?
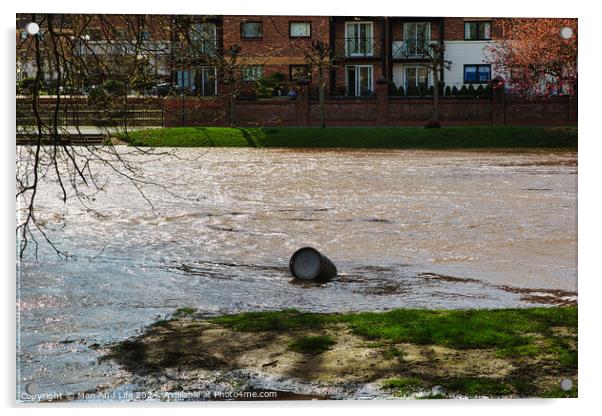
289,247,337,282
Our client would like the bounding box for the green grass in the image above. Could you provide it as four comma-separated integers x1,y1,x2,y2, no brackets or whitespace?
213,307,577,351
338,307,577,350
382,377,426,395
441,377,513,396
116,126,577,149
289,335,336,354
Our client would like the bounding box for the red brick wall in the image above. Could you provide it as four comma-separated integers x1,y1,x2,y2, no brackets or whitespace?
444,17,504,40
223,16,328,56
162,91,575,127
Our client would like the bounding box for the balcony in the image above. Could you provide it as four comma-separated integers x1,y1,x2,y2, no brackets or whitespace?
171,40,219,59
392,40,432,59
334,37,382,59
74,40,171,57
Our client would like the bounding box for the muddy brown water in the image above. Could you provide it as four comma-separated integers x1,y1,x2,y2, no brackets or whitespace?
16,147,577,401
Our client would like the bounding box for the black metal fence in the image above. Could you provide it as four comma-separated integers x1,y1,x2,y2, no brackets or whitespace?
16,98,165,128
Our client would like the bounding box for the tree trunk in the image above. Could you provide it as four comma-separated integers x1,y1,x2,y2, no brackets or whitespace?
433,69,440,122
229,88,236,127
319,86,325,129
318,69,325,128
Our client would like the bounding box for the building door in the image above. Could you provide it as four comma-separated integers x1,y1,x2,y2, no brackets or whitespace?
404,66,429,93
346,65,373,96
345,22,373,57
402,22,430,56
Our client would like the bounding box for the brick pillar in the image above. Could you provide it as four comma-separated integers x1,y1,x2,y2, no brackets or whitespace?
375,77,389,126
491,82,506,125
163,96,184,127
296,80,310,126
568,94,577,125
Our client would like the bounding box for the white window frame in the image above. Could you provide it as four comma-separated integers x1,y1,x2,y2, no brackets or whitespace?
464,21,492,40
402,22,431,57
190,23,217,54
345,21,374,57
345,64,374,96
242,65,264,81
199,66,217,96
403,65,430,92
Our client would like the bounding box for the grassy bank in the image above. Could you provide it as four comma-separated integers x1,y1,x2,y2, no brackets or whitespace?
115,126,577,149
108,306,577,399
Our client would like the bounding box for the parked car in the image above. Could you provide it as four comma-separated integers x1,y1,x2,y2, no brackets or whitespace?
151,82,177,97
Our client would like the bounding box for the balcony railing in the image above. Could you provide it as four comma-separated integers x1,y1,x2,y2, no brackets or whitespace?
392,40,432,59
74,40,172,56
334,37,382,58
74,39,218,58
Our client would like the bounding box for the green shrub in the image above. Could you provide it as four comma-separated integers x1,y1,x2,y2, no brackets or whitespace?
459,85,469,96
17,77,43,95
476,84,485,96
398,86,406,96
451,85,459,96
467,84,476,96
255,72,286,98
103,79,127,97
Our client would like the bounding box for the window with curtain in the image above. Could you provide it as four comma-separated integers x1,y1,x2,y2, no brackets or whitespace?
403,22,431,56
290,22,311,38
464,21,491,40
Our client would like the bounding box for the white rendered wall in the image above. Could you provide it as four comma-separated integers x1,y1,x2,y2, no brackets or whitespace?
443,40,502,87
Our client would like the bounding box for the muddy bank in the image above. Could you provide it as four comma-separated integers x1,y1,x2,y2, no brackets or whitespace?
104,307,577,400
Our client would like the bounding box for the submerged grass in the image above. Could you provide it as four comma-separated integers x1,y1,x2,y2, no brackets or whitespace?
116,126,577,149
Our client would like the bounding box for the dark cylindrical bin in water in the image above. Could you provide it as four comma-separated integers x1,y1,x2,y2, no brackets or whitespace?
289,247,337,282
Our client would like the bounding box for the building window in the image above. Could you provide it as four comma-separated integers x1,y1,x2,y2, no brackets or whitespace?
345,22,373,57
242,65,264,81
345,65,373,96
140,31,151,41
464,64,491,83
290,65,310,81
241,22,263,39
176,66,217,95
464,21,491,40
289,22,311,38
190,23,217,54
403,22,431,56
404,66,429,92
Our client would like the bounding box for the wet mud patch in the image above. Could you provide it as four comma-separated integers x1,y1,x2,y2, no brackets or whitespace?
106,307,577,400
417,272,480,284
497,286,577,306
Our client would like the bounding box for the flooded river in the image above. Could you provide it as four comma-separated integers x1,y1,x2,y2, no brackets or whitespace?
16,147,577,401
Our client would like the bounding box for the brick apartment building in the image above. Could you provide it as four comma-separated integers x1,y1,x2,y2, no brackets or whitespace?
16,14,511,97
